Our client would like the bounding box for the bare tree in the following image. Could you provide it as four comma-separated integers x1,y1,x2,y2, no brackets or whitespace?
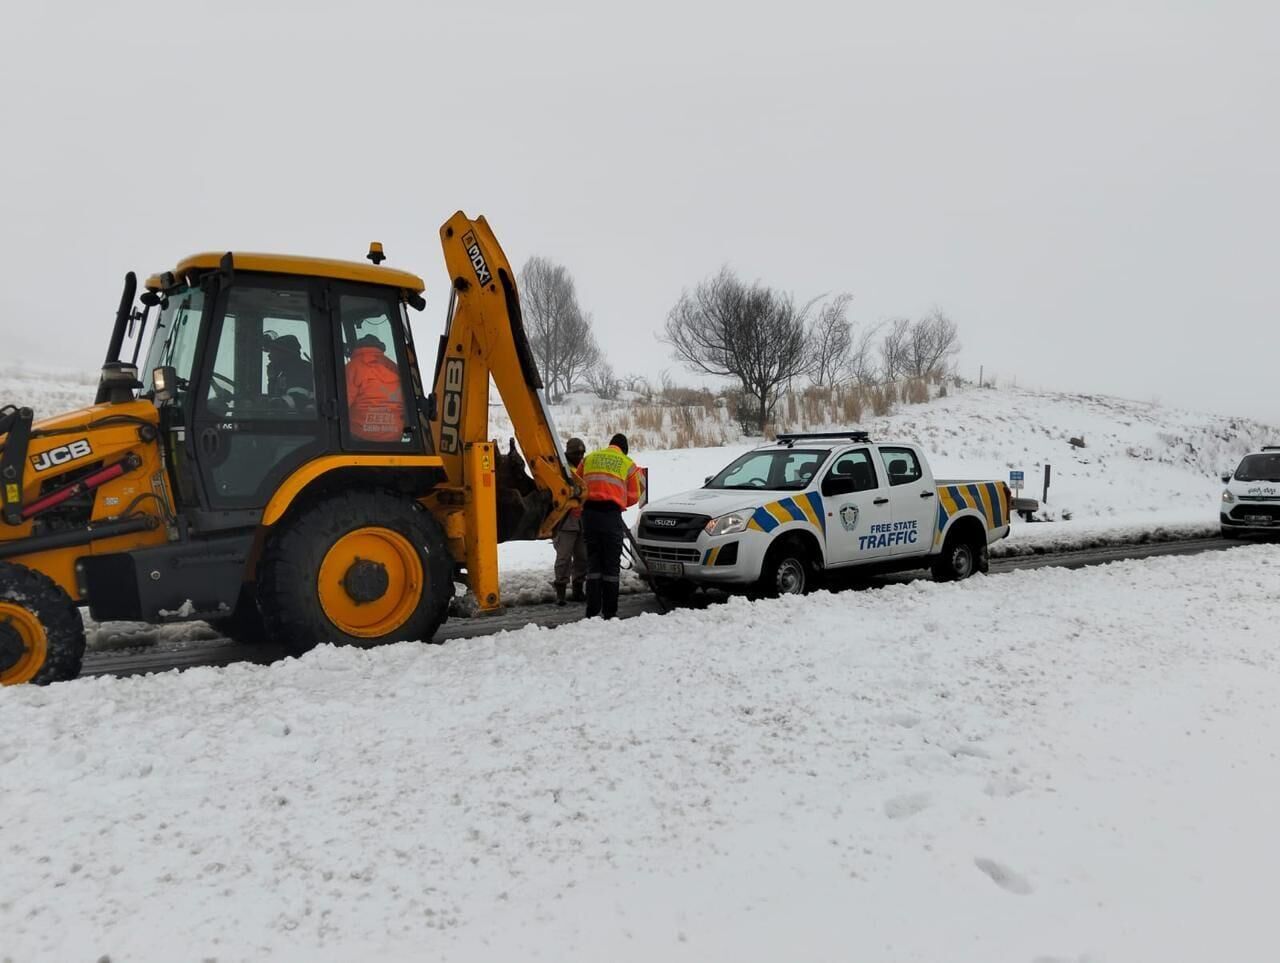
847,321,884,385
807,292,854,387
906,309,961,380
663,268,812,435
879,317,913,382
584,360,621,400
518,256,601,397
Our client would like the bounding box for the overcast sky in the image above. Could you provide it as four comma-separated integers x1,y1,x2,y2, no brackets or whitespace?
2,1,1276,423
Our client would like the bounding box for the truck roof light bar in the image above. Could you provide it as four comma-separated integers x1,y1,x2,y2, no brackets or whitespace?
775,431,872,447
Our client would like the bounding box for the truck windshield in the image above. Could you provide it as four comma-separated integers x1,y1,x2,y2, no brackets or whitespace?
706,449,828,491
1235,453,1280,482
142,287,205,403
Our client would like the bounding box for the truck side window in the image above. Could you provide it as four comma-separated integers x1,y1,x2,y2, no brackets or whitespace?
822,449,878,496
879,447,923,486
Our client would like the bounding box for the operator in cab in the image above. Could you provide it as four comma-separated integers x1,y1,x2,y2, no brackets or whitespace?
346,333,406,442
263,333,314,399
577,433,645,619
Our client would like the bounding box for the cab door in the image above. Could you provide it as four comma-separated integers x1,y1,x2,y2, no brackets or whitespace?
820,447,894,565
190,275,336,517
877,445,934,556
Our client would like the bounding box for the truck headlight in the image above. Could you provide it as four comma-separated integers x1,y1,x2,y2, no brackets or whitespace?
1222,489,1235,504
705,512,749,537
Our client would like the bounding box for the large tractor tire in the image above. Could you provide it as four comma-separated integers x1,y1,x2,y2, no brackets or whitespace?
932,527,988,582
258,490,453,656
0,561,85,685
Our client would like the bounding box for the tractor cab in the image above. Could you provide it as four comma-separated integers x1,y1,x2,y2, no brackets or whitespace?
129,250,434,526
1,213,578,686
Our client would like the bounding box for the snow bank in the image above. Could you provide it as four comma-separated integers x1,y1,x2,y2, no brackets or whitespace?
4,545,1279,961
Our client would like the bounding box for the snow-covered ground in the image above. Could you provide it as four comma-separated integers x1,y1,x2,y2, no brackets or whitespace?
4,545,1279,961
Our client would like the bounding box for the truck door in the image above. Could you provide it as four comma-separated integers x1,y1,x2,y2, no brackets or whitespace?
820,447,894,564
876,445,935,556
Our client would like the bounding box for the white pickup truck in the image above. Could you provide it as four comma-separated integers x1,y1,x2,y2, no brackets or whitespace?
634,431,1014,596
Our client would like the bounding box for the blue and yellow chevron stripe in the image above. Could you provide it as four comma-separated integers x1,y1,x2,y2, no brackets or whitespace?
934,482,1009,545
745,491,825,535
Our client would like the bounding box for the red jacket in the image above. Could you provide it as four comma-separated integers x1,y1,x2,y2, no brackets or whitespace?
346,347,405,442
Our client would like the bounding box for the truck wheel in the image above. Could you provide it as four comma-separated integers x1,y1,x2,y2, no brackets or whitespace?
932,531,984,582
757,538,816,597
0,561,85,685
258,490,453,656
1221,526,1240,540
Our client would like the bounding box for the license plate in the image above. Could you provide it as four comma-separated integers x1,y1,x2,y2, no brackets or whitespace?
646,560,684,576
1244,515,1274,525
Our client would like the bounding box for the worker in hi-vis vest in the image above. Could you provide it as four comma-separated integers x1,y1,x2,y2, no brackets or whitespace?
575,433,644,618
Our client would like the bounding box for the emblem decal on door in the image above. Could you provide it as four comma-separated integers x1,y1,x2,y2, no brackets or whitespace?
839,504,860,531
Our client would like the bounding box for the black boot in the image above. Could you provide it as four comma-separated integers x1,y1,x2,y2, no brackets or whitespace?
585,578,602,617
570,579,585,602
602,580,620,619
554,582,567,607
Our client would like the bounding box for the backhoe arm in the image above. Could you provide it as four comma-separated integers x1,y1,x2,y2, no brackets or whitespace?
430,212,581,540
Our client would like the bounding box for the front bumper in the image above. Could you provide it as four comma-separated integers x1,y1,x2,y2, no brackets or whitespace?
634,531,768,584
1221,508,1280,533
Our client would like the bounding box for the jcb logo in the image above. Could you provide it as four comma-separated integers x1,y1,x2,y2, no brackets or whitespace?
460,230,493,287
440,358,464,454
31,438,93,473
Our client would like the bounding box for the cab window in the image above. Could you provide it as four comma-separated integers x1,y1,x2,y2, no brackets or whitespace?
202,284,317,420
879,447,923,486
337,293,411,446
822,449,878,496
143,287,205,409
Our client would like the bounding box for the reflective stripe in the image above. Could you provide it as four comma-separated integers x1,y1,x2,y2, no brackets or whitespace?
764,502,792,525
750,507,780,532
779,497,808,523
803,491,826,534
974,483,995,528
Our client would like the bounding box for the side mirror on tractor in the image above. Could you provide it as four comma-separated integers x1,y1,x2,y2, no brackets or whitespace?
152,366,178,404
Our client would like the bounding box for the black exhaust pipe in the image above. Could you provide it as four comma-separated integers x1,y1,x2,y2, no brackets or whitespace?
97,272,137,404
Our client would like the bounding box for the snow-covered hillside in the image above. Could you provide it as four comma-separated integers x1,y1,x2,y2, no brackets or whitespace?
4,547,1279,961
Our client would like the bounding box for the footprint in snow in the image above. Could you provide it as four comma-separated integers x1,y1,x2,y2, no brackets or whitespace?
883,792,933,819
974,857,1033,895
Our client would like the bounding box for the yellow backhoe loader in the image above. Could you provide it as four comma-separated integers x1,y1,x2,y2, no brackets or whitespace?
0,212,581,684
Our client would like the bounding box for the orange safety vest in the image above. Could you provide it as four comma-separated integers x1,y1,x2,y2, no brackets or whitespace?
346,346,405,443
578,445,644,509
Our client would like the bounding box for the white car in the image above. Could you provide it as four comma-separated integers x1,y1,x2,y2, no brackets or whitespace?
634,431,1014,596
1220,447,1280,538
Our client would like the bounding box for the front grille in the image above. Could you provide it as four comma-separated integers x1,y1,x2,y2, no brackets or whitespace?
638,546,702,564
1238,495,1280,502
638,512,710,543
1230,504,1280,523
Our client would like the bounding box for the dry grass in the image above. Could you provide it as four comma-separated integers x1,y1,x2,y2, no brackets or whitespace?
904,377,929,405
